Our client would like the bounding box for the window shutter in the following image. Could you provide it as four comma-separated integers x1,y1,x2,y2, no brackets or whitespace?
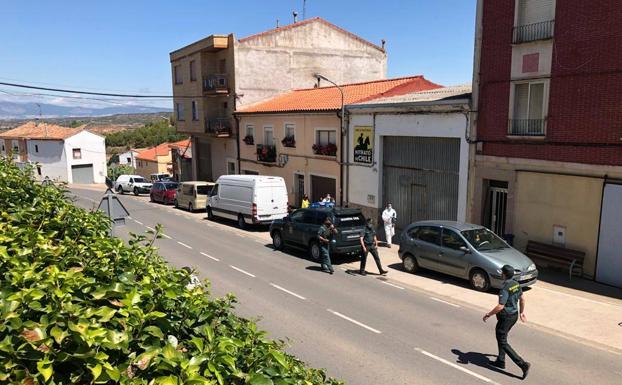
518,0,554,25
528,83,545,120
513,83,529,119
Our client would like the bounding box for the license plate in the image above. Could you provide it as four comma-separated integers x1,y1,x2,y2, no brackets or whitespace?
521,273,534,281
347,235,359,239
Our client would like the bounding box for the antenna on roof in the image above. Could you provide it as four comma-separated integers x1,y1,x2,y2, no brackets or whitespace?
293,11,298,23
381,39,386,50
303,0,307,20
276,19,280,28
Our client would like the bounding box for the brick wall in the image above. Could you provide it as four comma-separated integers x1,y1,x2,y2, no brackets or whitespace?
478,0,622,165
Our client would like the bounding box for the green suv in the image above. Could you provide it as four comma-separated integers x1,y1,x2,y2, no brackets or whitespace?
270,207,366,261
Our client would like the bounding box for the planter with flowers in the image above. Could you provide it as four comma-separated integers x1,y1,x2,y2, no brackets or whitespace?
243,135,254,145
312,143,337,157
281,135,296,148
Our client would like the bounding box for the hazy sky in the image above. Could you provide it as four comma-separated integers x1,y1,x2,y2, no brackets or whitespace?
0,0,476,108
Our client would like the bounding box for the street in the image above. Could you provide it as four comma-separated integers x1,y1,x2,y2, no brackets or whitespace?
71,186,622,385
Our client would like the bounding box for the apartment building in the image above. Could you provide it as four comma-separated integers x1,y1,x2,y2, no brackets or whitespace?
169,17,387,183
470,0,622,286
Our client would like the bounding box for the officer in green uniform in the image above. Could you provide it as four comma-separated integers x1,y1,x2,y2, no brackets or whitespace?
317,216,337,274
359,218,388,276
483,264,531,379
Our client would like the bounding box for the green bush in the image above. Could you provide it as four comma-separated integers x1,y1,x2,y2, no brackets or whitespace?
105,121,187,149
0,159,342,385
108,165,137,182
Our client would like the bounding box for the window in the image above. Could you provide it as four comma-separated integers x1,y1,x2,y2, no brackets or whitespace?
191,100,198,121
73,148,82,159
510,81,546,135
316,130,336,146
176,102,185,121
35,144,39,153
513,0,555,43
189,60,196,81
290,210,305,223
263,126,274,145
126,157,131,163
283,123,296,147
302,210,318,224
183,184,193,195
1,144,4,151
196,185,212,195
174,65,182,84
210,184,219,196
227,161,236,175
246,125,255,138
442,229,467,251
414,226,442,246
461,228,509,252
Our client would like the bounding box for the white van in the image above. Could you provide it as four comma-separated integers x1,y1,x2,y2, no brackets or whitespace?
207,175,288,228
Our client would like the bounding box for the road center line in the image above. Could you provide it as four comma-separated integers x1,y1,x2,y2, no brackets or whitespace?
177,241,192,249
381,281,405,290
269,283,306,300
229,265,256,277
133,220,144,225
200,252,220,262
414,348,500,384
430,297,461,308
146,226,155,232
162,234,172,239
327,309,382,334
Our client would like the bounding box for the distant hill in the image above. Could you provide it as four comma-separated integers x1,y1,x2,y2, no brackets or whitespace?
0,100,172,120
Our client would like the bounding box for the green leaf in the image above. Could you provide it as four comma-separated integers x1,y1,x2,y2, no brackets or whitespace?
248,373,274,385
162,343,178,360
89,364,102,380
154,375,178,385
269,350,288,368
37,361,53,381
50,326,69,345
190,337,204,352
105,366,121,381
143,326,164,339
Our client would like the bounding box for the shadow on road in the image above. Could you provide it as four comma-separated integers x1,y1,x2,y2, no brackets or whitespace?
451,349,522,379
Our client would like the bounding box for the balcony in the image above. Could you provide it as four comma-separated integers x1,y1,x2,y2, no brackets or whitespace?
508,119,546,136
513,20,555,44
256,144,276,163
203,74,228,93
312,143,338,157
206,117,232,137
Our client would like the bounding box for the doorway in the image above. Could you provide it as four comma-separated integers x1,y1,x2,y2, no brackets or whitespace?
295,174,305,208
596,183,622,287
484,180,508,236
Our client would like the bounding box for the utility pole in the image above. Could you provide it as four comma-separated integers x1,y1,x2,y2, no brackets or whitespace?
303,0,307,20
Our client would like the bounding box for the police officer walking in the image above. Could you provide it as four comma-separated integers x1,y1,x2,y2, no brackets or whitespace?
359,218,388,276
317,216,337,274
483,264,531,380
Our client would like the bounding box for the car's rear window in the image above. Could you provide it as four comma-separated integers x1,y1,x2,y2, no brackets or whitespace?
165,183,178,190
334,214,365,227
196,185,212,195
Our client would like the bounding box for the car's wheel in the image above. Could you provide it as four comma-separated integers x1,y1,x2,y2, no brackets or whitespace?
188,202,193,212
402,254,419,274
237,214,246,229
133,187,139,196
150,194,155,202
206,207,214,220
309,240,321,262
117,186,124,195
272,231,284,250
469,268,491,292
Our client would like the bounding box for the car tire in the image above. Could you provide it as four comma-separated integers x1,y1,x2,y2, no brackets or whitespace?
402,254,419,274
272,231,284,250
150,194,155,203
237,214,246,229
133,187,139,196
309,240,321,262
188,202,193,212
469,268,491,292
117,186,124,195
206,207,214,220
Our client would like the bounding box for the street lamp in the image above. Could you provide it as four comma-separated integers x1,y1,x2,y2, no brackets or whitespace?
313,73,345,136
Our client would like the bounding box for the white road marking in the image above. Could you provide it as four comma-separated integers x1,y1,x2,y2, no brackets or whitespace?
146,226,155,232
229,265,255,278
415,348,500,384
200,252,220,262
327,309,382,334
162,234,172,239
381,281,405,290
177,241,192,249
430,297,461,308
127,216,132,220
270,283,306,300
134,220,144,225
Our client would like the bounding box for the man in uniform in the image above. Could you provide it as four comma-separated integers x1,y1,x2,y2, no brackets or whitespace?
317,216,337,274
483,264,531,379
359,218,388,275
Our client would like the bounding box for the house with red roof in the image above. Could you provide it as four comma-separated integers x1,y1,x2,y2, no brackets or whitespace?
170,16,388,184
135,142,173,180
168,139,192,182
234,76,442,206
0,121,106,184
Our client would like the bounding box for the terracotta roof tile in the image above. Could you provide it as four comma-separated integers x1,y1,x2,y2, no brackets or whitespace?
168,139,191,150
135,143,172,162
236,76,442,114
0,121,84,140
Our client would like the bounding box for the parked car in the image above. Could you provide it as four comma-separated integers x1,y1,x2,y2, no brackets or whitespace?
150,181,178,204
398,221,538,291
207,175,288,229
114,175,152,196
175,181,214,212
270,207,366,261
150,173,173,182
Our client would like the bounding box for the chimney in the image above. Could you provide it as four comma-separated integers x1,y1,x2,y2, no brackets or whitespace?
381,39,386,50
276,19,280,28
293,11,298,23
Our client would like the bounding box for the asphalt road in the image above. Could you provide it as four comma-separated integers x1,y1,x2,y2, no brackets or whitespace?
70,187,622,385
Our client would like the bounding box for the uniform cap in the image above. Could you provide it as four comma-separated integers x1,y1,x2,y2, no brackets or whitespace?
501,265,515,277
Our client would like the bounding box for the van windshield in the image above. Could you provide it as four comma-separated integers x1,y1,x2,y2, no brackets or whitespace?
196,185,212,195
334,214,365,227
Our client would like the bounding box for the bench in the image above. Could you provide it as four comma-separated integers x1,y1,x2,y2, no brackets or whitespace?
525,240,585,280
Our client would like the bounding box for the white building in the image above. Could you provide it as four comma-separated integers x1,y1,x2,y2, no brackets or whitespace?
0,121,107,184
116,149,141,168
345,85,471,236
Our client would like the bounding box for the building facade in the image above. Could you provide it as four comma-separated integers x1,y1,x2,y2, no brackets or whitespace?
116,149,140,169
347,86,471,235
470,0,622,286
169,139,192,182
135,143,172,179
169,17,387,183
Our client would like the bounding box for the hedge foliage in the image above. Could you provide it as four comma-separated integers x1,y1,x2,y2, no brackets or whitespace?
0,159,342,385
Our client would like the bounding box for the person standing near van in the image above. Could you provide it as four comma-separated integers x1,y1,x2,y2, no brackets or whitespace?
317,217,337,274
382,203,397,247
301,194,310,208
359,218,388,276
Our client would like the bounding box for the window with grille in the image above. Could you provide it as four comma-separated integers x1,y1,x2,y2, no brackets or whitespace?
176,102,185,121
510,81,546,136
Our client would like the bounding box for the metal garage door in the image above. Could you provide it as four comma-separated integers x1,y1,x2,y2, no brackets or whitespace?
71,164,94,184
382,137,460,234
311,175,336,203
596,183,622,288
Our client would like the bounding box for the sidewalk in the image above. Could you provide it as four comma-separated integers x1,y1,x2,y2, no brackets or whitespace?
343,246,622,353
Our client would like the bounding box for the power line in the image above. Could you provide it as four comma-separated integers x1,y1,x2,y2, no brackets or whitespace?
0,76,170,95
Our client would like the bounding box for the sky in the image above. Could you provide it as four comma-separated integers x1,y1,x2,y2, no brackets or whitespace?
0,1,476,109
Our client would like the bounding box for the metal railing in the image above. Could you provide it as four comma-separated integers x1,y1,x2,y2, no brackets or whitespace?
508,119,546,136
203,74,228,92
206,117,232,137
256,144,277,163
513,20,555,44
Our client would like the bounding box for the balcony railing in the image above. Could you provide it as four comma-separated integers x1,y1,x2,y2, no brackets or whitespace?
508,119,546,136
513,20,555,44
206,117,232,137
257,144,277,163
203,74,228,92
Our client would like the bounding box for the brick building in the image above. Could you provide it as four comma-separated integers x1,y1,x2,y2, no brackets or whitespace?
469,0,622,286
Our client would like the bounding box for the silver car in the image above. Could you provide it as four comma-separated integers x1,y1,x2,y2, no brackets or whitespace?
398,221,538,291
